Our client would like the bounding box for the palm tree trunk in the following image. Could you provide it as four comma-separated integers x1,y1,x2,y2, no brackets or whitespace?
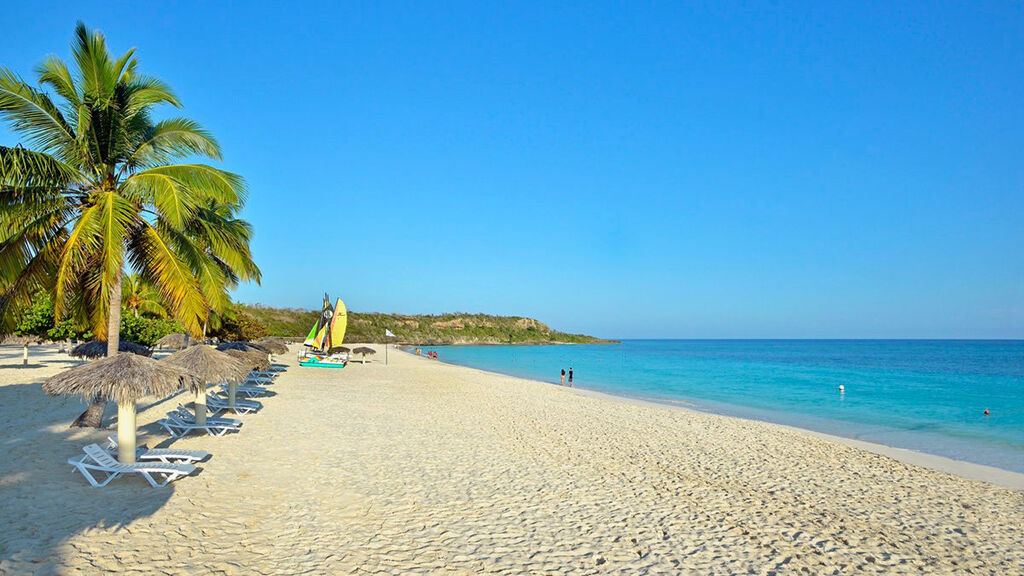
71,399,108,428
70,269,123,429
107,269,123,356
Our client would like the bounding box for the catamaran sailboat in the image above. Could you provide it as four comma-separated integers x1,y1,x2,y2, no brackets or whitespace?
299,293,349,368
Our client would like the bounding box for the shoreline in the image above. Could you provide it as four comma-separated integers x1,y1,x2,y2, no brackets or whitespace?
3,343,1024,574
411,347,1024,491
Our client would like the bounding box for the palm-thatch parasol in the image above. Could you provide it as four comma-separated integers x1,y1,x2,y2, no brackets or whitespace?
216,341,265,352
155,333,197,350
254,337,289,355
352,346,377,363
224,347,270,371
43,354,201,463
71,340,152,359
162,345,250,422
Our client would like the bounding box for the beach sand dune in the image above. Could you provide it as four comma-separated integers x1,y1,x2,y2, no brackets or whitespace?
0,344,1021,575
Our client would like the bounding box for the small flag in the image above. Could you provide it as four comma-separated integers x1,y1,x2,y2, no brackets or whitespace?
385,329,396,338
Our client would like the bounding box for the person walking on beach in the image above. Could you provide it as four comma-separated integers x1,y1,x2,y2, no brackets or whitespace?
560,369,566,386
568,367,574,387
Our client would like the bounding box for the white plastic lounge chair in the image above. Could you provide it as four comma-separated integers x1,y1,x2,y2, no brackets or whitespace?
105,436,209,464
246,372,275,385
172,405,241,427
219,382,269,398
68,444,195,487
206,393,261,415
160,412,241,438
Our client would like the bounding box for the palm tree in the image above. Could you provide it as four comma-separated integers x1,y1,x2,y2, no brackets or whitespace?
121,273,167,318
0,23,260,426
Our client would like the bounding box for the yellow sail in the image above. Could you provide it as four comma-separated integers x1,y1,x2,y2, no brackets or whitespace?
329,298,347,351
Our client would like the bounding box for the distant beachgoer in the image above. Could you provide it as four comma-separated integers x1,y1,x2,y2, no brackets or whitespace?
568,367,573,387
560,369,566,386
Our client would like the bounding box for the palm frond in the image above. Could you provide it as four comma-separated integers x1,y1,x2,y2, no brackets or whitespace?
0,68,77,156
128,118,222,167
0,145,79,190
127,223,207,334
124,164,246,226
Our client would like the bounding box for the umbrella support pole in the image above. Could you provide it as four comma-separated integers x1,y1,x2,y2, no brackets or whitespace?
228,382,238,410
117,400,137,463
195,387,207,426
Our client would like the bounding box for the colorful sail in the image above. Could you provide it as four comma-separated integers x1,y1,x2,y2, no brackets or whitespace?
304,294,334,350
328,299,347,351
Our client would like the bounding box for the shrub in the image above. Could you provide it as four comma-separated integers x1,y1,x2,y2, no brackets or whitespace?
119,315,185,347
212,309,269,341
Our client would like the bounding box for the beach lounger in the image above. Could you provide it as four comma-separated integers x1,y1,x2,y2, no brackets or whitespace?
105,436,210,464
206,393,262,415
160,412,242,438
244,374,274,386
220,382,270,398
68,444,196,487
171,406,242,427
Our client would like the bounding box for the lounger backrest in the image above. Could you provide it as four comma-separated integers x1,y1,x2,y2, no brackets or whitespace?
84,443,119,467
166,412,189,425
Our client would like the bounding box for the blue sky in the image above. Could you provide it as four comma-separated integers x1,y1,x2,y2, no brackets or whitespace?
2,2,1022,338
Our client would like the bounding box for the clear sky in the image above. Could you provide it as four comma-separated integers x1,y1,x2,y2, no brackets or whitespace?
2,2,1022,339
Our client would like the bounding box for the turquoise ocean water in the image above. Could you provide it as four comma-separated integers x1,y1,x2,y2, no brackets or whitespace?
427,340,1024,473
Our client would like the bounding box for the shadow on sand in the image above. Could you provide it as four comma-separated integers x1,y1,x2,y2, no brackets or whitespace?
0,378,192,572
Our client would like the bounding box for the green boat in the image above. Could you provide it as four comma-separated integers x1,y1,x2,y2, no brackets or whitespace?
299,293,349,368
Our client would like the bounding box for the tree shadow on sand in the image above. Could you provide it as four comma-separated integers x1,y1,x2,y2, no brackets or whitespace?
0,378,204,574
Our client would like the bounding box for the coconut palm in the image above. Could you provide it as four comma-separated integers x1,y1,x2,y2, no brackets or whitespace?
0,23,260,426
122,273,167,318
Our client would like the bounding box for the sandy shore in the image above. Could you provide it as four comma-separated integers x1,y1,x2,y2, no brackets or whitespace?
1,343,1022,575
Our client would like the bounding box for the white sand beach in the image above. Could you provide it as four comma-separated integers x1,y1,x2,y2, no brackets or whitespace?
1,343,1022,575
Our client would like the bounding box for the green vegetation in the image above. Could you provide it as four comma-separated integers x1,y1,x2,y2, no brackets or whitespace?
238,304,614,345
9,288,183,346
239,304,319,338
119,315,184,347
209,305,270,341
0,23,259,355
0,23,261,427
9,291,89,342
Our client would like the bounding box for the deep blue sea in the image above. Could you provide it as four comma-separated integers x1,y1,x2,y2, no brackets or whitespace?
427,340,1024,473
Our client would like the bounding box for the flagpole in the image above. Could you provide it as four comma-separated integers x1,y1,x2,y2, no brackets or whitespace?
385,329,389,365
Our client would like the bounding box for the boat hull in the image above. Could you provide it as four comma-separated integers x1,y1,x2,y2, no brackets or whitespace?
299,356,347,368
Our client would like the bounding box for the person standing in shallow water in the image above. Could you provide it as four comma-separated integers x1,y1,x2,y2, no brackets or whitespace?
568,367,574,387
560,369,566,386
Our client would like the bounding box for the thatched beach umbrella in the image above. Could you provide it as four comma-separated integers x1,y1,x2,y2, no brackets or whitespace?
216,341,262,352
219,340,275,367
43,354,201,463
162,345,249,424
71,340,152,359
353,346,376,363
224,347,270,371
255,337,289,355
155,333,196,350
